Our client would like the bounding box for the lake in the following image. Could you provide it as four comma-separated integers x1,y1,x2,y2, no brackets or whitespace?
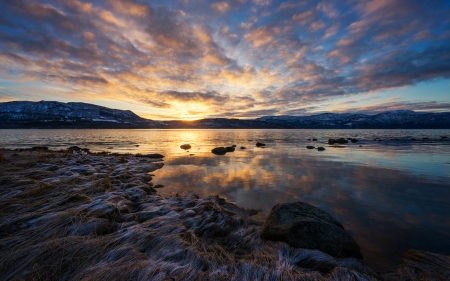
1,128,449,271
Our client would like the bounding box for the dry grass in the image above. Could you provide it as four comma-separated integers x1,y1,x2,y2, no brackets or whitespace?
0,150,7,163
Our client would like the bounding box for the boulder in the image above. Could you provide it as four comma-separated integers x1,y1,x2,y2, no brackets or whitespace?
240,146,246,150
211,147,227,155
180,144,191,150
312,138,317,141
306,146,315,149
226,146,235,152
256,142,266,147
261,202,363,259
317,147,325,151
350,139,358,143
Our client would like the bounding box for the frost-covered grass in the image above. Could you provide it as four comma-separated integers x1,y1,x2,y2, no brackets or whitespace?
0,150,448,280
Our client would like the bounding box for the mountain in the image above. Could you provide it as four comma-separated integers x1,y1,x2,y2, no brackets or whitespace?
0,101,162,128
256,110,450,129
0,101,449,129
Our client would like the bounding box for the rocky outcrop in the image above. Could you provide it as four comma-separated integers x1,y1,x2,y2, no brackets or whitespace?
261,202,363,259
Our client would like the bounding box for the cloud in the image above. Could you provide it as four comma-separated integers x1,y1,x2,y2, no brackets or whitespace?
210,2,230,13
0,0,449,119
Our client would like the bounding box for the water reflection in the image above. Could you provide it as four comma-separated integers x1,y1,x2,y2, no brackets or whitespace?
154,149,450,271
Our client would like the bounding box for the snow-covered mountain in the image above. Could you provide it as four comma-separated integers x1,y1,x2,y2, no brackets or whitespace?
0,101,165,128
0,101,144,122
1,101,449,128
257,110,450,129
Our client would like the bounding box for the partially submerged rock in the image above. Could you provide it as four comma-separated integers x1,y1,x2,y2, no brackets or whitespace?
226,146,235,152
350,138,358,143
328,138,349,145
306,146,315,149
317,147,326,151
211,147,227,155
31,146,49,151
256,142,266,147
261,202,363,259
180,144,191,150
136,153,164,158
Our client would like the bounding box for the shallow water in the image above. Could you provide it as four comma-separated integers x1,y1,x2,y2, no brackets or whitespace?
1,128,449,271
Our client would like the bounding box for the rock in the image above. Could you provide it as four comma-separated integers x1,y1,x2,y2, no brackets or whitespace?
317,147,325,151
441,136,448,139
153,184,165,188
31,146,49,151
411,138,417,141
306,146,315,149
67,146,81,153
328,138,348,145
180,144,191,150
350,138,358,143
136,153,164,158
232,145,237,147
226,146,235,152
240,146,246,149
256,142,266,147
307,139,311,141
261,202,363,259
422,137,429,140
211,147,227,155
312,138,317,141
383,250,450,281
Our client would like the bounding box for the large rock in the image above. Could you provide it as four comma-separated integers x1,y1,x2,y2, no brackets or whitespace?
261,202,363,259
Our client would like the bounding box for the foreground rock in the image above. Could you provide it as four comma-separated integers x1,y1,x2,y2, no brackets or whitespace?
261,202,363,259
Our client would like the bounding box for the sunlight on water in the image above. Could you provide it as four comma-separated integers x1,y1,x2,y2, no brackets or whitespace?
1,128,449,271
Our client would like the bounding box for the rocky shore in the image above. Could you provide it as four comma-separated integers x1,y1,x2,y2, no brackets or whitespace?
0,149,449,280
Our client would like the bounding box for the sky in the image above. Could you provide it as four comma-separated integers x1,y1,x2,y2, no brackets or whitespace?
0,0,449,120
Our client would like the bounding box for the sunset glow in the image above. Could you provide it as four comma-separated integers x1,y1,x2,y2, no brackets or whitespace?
0,0,449,120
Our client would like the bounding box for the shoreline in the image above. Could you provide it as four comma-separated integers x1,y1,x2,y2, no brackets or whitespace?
0,149,448,280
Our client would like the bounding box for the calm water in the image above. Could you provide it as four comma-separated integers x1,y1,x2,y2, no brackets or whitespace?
1,129,450,271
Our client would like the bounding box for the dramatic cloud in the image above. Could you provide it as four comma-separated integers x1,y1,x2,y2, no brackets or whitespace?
0,0,449,119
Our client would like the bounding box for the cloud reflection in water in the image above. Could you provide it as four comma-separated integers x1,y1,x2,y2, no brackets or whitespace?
154,148,450,271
